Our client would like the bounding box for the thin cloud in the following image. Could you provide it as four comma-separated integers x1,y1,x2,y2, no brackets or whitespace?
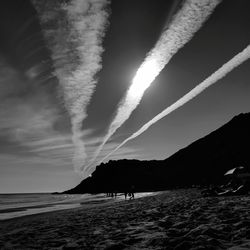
0,59,74,167
87,0,221,172
32,0,110,175
100,44,250,162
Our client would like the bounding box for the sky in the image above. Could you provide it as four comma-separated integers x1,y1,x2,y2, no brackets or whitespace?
0,0,249,193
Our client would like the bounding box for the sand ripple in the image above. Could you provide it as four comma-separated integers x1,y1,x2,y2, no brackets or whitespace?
0,189,249,249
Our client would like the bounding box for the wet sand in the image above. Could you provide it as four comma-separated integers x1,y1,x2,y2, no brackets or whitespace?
0,189,249,249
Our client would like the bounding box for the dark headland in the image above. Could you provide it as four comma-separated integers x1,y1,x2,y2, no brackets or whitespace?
64,112,250,194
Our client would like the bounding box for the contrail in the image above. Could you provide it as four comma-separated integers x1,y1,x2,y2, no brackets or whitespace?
86,0,221,171
32,0,110,174
100,44,250,163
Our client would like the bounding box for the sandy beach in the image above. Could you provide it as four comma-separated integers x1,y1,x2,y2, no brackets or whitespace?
0,189,250,250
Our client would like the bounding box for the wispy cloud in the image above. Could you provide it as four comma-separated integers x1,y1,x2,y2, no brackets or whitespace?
0,58,74,168
32,0,110,175
87,0,221,172
100,45,250,161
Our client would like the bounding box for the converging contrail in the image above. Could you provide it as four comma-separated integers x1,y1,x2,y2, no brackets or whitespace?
100,44,250,163
86,0,221,171
32,0,110,174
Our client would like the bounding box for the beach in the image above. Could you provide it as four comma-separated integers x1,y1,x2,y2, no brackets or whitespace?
0,189,250,249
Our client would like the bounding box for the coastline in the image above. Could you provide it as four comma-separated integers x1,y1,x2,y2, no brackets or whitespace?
0,192,155,221
1,189,249,249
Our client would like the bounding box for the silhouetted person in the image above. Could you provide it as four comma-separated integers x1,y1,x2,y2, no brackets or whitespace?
124,192,128,200
128,192,134,200
129,185,135,200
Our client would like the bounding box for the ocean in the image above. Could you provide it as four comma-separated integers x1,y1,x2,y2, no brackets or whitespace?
0,193,109,220
0,192,153,220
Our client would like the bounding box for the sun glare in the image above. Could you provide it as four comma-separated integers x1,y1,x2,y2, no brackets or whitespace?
128,59,159,98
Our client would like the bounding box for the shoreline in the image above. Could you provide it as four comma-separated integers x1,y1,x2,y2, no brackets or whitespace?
0,191,157,222
1,189,249,249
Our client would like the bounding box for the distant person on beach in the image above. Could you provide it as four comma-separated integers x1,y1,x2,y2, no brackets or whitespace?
124,185,135,200
129,185,135,200
107,192,115,198
129,192,134,200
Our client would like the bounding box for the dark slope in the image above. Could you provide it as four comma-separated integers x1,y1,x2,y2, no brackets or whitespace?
65,113,250,193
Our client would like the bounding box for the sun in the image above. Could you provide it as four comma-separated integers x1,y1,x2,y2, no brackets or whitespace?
128,59,159,98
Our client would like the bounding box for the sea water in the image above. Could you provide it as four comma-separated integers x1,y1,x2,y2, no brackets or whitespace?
0,192,155,220
0,193,94,220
